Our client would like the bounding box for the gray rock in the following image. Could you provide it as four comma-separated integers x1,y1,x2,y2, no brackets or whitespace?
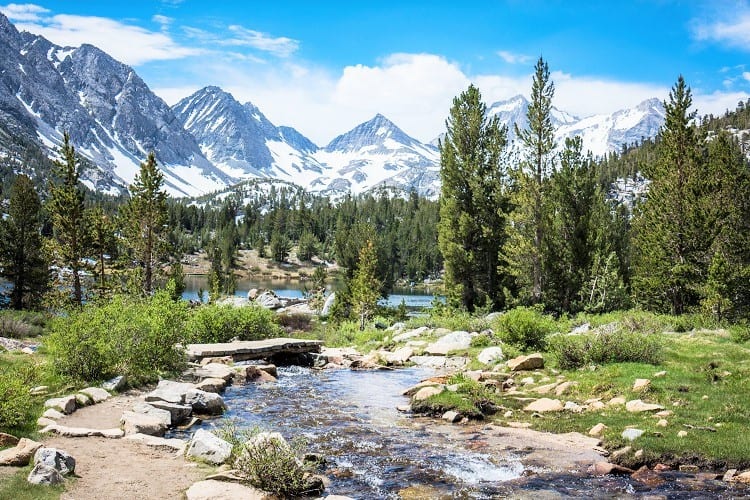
120,411,167,436
413,386,443,401
523,398,564,413
625,399,664,413
27,464,64,485
34,448,75,475
42,408,66,420
442,411,461,423
79,387,111,404
124,433,186,453
194,377,227,393
39,424,124,438
197,361,236,380
185,389,226,415
424,331,473,355
321,292,336,316
384,346,414,365
75,393,92,407
255,291,282,309
102,375,127,392
186,479,274,500
142,401,192,426
185,429,232,465
44,395,77,415
145,380,196,404
132,402,173,427
622,428,645,441
477,346,504,365
393,326,430,343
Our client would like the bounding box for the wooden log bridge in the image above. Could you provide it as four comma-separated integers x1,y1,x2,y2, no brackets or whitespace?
186,338,323,362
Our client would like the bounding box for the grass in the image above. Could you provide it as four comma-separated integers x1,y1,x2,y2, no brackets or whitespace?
0,465,66,500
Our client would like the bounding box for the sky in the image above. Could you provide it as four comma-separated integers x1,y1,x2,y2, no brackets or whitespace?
2,1,750,145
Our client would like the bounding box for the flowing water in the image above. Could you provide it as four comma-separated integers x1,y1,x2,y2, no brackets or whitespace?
184,366,749,498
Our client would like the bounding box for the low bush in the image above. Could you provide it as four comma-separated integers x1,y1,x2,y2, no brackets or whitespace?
730,323,750,343
45,291,189,385
493,307,557,351
277,312,313,332
550,330,665,369
0,311,48,338
185,304,282,344
0,366,35,431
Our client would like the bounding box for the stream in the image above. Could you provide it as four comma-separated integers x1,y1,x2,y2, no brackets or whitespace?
182,366,748,499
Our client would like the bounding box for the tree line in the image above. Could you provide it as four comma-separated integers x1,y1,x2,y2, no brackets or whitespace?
439,57,750,320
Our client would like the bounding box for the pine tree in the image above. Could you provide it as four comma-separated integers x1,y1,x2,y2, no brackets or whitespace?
0,175,49,309
48,132,89,306
122,152,168,294
437,84,510,311
89,206,115,294
632,77,705,314
350,239,381,330
506,57,556,304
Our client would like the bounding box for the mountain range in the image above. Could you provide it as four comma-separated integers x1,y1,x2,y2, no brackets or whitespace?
0,13,665,199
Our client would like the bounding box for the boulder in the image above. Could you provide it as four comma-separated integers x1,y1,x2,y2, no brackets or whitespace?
120,411,167,437
632,379,651,392
656,419,669,427
677,430,688,438
622,428,645,441
589,462,635,475
611,446,633,460
631,466,666,487
145,380,196,404
145,401,192,426
408,355,447,368
402,381,441,397
523,398,563,412
570,323,591,334
588,423,607,437
442,411,461,423
625,399,664,413
413,386,444,401
653,370,667,378
0,438,43,466
0,433,19,447
393,326,430,343
102,375,127,392
42,408,66,420
27,464,64,485
247,288,260,300
385,346,414,365
200,356,233,366
39,424,123,438
255,291,282,309
185,389,226,415
564,401,583,413
75,393,92,407
477,347,504,365
507,353,544,371
185,429,232,465
79,387,111,404
733,471,750,483
194,378,228,393
196,363,235,381
533,383,559,395
608,396,626,406
588,401,606,411
132,403,173,427
186,479,275,500
44,395,77,415
424,331,473,355
34,448,75,476
238,365,277,383
555,381,578,396
124,433,187,454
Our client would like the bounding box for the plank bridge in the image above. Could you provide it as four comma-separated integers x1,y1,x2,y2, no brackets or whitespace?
185,337,323,363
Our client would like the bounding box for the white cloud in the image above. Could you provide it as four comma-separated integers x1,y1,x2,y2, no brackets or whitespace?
9,11,201,65
0,3,48,22
693,9,750,50
743,71,750,82
693,90,750,116
152,14,173,30
224,25,298,57
497,50,532,65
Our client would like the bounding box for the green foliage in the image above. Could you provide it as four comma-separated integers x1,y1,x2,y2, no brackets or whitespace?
0,174,49,310
493,306,557,351
121,152,168,295
47,132,89,306
0,466,64,500
0,365,35,431
269,231,291,262
438,84,510,311
730,323,750,343
296,230,318,261
45,291,189,384
470,332,493,348
233,430,309,497
0,311,47,338
550,330,665,369
185,304,282,344
350,240,382,330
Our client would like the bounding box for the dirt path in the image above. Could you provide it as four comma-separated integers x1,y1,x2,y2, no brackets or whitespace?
40,391,208,500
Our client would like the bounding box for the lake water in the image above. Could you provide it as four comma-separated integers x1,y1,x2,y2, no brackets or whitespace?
182,274,442,309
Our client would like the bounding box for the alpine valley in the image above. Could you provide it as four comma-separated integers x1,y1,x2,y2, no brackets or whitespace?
0,13,665,199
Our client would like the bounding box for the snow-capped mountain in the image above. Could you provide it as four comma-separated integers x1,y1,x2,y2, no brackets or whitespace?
0,13,231,197
172,86,324,185
487,94,664,157
310,114,440,197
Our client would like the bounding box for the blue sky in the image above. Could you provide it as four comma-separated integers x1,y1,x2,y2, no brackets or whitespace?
2,1,750,144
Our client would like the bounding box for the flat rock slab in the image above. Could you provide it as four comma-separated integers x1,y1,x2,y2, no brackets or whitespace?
0,438,43,466
186,338,323,362
124,433,186,453
79,387,111,403
186,480,276,500
41,424,124,439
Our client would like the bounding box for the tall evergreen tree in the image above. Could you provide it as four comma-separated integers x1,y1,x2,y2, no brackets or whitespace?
438,84,510,311
89,206,115,294
632,76,705,314
122,152,168,294
505,57,556,304
48,132,89,306
350,239,381,330
0,175,48,309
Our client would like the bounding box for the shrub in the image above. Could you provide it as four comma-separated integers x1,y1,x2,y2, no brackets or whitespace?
493,307,557,351
0,367,34,431
45,291,189,384
185,304,282,344
0,311,48,338
550,330,665,370
470,333,493,348
277,312,313,332
730,323,750,343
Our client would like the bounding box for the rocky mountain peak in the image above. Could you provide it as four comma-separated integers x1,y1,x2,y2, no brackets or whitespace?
325,113,415,152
